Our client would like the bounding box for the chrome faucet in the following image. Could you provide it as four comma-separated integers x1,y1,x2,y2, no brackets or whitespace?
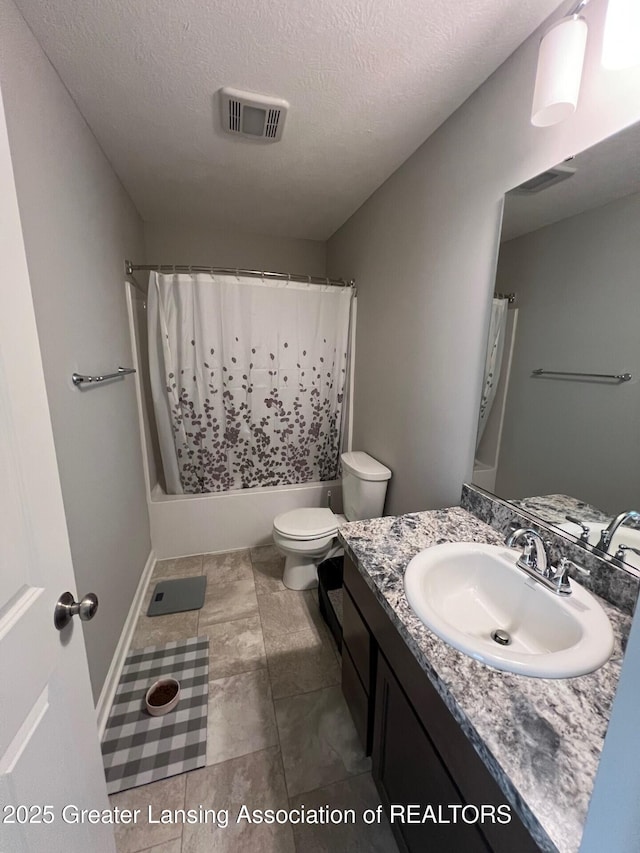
594,510,640,554
504,528,589,595
505,528,549,576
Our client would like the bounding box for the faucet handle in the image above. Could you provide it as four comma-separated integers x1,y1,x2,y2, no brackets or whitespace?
551,557,590,595
614,544,640,562
565,515,591,543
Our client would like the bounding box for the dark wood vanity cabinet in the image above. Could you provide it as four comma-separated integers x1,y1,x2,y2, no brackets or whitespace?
341,555,541,853
341,584,375,753
374,654,491,853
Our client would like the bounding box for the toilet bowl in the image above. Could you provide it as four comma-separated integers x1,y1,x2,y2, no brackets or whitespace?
273,507,347,591
273,451,392,590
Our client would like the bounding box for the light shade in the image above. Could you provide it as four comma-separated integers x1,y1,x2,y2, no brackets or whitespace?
531,16,588,127
602,0,640,70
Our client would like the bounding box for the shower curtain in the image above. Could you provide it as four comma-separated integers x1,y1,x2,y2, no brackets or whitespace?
148,272,354,494
476,298,508,447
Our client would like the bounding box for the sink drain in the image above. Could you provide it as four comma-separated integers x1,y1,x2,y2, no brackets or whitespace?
491,629,512,646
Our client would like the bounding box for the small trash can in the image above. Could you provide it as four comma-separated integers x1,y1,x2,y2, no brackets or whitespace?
317,556,344,651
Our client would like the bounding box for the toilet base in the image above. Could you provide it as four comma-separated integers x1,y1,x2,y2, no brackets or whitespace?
283,554,319,591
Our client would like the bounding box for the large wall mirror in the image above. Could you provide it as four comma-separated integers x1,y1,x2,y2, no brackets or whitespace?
472,120,640,572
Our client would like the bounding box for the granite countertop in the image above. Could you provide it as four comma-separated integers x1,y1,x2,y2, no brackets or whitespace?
510,494,610,527
338,507,629,853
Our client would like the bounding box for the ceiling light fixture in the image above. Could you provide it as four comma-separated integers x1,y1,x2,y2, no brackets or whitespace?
602,0,640,69
531,1,590,127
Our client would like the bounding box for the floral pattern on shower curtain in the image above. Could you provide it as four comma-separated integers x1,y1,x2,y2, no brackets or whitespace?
148,272,353,495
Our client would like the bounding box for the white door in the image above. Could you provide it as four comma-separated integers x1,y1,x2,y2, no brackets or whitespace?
0,88,115,852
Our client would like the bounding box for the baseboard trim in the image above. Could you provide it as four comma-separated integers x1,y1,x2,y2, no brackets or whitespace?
96,549,156,740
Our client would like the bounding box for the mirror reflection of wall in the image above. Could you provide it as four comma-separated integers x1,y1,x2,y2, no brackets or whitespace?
473,121,640,555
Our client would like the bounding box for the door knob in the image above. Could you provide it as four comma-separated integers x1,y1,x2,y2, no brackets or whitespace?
54,591,99,630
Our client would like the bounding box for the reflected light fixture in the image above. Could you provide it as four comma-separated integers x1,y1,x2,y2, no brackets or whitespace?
602,0,640,69
531,1,590,127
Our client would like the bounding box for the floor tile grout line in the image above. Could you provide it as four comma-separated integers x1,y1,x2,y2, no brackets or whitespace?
200,574,257,593
198,607,260,632
255,567,342,704
197,588,260,634
263,624,341,703
207,660,268,682
131,835,182,853
251,556,359,807
206,662,269,688
286,768,375,806
250,553,293,802
151,552,205,580
270,676,341,703
274,680,350,708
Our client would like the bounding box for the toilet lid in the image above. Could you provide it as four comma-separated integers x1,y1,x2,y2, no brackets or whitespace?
273,507,338,540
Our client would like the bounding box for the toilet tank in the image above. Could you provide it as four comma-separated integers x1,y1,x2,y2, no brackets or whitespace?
341,451,392,521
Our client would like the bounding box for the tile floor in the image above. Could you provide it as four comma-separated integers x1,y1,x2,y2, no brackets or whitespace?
110,546,398,853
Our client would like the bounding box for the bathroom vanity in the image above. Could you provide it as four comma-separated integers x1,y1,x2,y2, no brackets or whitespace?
338,507,630,853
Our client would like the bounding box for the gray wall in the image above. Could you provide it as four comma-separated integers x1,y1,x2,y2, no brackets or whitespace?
327,0,640,517
0,0,150,702
144,222,327,277
495,191,640,514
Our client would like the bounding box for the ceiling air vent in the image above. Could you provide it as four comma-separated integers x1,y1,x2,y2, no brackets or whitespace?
220,88,289,143
514,163,576,194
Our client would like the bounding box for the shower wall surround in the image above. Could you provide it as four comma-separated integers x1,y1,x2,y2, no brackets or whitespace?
461,484,640,617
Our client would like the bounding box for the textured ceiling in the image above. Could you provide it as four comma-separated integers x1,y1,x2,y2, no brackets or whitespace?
15,0,561,240
503,120,640,240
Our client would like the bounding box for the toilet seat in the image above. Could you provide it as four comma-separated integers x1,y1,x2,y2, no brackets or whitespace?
273,507,338,541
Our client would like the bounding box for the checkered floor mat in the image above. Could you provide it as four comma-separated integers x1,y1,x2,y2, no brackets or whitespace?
101,636,209,794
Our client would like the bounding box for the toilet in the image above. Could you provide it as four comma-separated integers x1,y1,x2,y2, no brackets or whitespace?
273,451,392,590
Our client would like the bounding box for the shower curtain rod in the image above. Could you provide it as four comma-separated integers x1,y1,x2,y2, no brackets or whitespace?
125,260,355,289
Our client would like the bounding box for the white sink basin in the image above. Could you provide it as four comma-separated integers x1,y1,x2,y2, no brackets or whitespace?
403,542,614,678
557,520,640,570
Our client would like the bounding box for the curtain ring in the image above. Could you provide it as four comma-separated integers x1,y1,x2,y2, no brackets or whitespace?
307,275,311,284
210,267,215,277
188,264,193,277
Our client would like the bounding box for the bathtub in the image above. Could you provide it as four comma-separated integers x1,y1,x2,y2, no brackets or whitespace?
149,479,342,559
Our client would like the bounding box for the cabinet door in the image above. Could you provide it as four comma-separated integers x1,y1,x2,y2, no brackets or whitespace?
342,645,371,753
343,587,372,693
373,654,490,853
